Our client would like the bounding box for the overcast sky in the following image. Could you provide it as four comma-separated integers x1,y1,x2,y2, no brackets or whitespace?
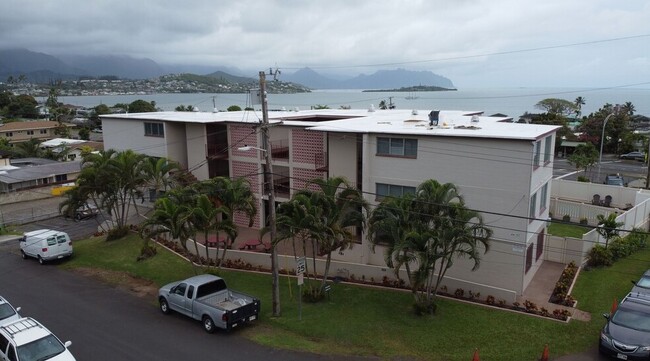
1,0,649,88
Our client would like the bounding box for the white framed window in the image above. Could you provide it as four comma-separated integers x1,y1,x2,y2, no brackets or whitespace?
377,137,418,157
529,192,537,220
544,135,552,163
533,140,541,167
144,122,164,137
376,183,416,200
539,183,548,211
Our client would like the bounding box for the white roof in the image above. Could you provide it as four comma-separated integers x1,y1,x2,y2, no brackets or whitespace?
101,109,559,141
40,138,86,148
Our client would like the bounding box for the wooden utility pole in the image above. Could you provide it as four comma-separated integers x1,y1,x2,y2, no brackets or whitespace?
259,70,281,317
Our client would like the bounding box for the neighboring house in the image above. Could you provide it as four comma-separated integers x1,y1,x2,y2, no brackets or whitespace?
0,121,65,144
101,109,559,301
0,159,81,193
40,138,103,161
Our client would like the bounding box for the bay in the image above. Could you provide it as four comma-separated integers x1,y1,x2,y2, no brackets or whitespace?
59,87,650,118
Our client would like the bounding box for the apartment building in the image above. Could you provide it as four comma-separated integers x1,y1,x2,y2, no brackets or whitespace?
0,121,62,144
101,108,559,300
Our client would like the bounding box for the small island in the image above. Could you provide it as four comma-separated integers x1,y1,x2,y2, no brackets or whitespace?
363,85,457,92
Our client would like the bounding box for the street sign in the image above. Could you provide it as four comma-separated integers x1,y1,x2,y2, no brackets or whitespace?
297,273,304,286
296,257,306,275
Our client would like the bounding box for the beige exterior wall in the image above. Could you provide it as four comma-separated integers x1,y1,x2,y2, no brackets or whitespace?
164,122,188,170
102,118,168,159
186,123,209,181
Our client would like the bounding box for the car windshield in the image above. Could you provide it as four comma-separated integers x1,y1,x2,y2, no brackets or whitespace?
637,276,650,289
16,334,65,361
0,303,16,320
612,308,650,332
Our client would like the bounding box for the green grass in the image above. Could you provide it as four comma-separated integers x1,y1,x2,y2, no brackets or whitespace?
547,222,592,238
61,234,650,361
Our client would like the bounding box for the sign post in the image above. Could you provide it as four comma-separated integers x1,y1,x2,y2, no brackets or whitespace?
296,257,306,320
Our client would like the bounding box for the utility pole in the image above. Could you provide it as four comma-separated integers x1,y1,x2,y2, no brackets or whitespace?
259,70,281,317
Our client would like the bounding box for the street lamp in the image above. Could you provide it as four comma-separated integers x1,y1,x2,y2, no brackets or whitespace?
599,105,621,165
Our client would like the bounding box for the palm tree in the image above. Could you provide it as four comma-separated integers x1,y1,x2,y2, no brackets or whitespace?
294,177,368,298
368,179,492,314
596,213,624,248
196,177,257,266
189,193,235,268
13,139,44,158
574,96,586,118
622,101,636,116
142,157,180,202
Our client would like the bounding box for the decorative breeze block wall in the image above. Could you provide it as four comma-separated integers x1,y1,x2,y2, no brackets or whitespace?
230,125,259,158
292,129,324,164
293,168,325,192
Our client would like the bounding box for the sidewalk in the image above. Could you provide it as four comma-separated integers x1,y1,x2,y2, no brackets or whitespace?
517,261,591,322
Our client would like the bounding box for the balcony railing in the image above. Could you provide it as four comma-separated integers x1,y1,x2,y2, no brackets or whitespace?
270,140,289,160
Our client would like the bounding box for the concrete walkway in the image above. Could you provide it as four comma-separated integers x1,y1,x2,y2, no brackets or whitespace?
517,261,591,322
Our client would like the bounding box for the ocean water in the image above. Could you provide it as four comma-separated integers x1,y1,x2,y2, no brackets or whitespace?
59,87,650,118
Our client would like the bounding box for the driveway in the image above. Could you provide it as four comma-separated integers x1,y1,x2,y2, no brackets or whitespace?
0,242,376,361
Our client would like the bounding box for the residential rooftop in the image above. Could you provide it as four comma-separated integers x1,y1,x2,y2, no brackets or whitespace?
101,109,560,141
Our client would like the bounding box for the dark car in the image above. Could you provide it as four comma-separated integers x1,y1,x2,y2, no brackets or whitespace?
599,292,650,360
620,152,645,161
632,270,650,295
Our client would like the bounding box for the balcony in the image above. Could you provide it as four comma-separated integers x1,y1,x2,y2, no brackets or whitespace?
207,144,229,159
270,140,289,160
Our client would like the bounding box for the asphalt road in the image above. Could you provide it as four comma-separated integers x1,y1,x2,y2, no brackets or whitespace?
0,242,376,361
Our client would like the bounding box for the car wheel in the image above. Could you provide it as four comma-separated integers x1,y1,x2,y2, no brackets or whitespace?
38,256,44,265
202,316,215,333
159,298,170,315
75,213,82,221
21,250,27,259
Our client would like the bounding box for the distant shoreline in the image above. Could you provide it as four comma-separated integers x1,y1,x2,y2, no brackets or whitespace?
363,85,457,92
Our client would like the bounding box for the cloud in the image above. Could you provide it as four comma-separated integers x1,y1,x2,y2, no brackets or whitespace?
0,0,649,87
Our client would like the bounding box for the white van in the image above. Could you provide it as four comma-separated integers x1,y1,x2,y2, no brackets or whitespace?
20,229,73,265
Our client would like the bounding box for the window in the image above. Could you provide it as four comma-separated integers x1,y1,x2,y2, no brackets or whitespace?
47,237,56,246
55,174,68,182
144,122,164,137
187,285,194,299
539,183,548,212
26,130,34,135
8,344,16,361
525,243,534,273
57,235,67,244
174,283,187,295
536,230,544,261
376,183,416,200
377,137,417,157
533,140,541,167
529,193,537,220
40,129,47,134
0,334,8,353
5,132,12,137
544,135,552,163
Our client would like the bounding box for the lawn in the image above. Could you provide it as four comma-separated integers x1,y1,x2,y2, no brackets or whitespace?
61,234,650,361
547,222,592,238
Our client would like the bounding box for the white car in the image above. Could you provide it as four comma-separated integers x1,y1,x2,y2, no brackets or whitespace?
0,317,76,361
0,296,21,326
20,230,73,265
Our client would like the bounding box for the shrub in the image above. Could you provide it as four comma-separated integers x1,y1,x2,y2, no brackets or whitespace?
562,214,571,222
106,226,129,241
454,288,465,298
577,176,589,182
587,244,613,268
137,243,157,261
579,218,588,225
524,300,538,313
497,299,506,307
302,287,325,303
486,295,496,305
553,309,572,321
609,237,632,260
468,291,480,300
413,300,437,316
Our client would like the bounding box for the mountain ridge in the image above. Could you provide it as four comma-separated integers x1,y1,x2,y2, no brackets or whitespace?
0,48,455,90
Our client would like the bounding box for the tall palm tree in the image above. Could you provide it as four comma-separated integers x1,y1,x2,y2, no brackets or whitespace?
189,193,235,268
299,177,368,296
13,139,44,158
142,157,180,201
196,177,257,266
622,101,636,116
596,213,624,248
368,179,492,314
574,96,586,118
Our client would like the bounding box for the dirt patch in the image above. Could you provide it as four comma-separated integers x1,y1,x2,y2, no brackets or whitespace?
72,267,158,298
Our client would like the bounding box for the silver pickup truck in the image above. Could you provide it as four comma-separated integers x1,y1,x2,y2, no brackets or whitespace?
158,274,260,333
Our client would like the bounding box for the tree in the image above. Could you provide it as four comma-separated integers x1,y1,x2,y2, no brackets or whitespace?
196,177,257,267
596,213,624,248
227,105,241,111
128,100,157,113
141,157,181,202
368,179,492,314
622,102,636,116
574,96,585,118
175,104,195,112
535,98,578,117
567,143,598,179
312,104,330,109
78,127,90,140
379,100,388,110
274,177,367,300
13,138,44,158
89,104,110,128
72,150,149,236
